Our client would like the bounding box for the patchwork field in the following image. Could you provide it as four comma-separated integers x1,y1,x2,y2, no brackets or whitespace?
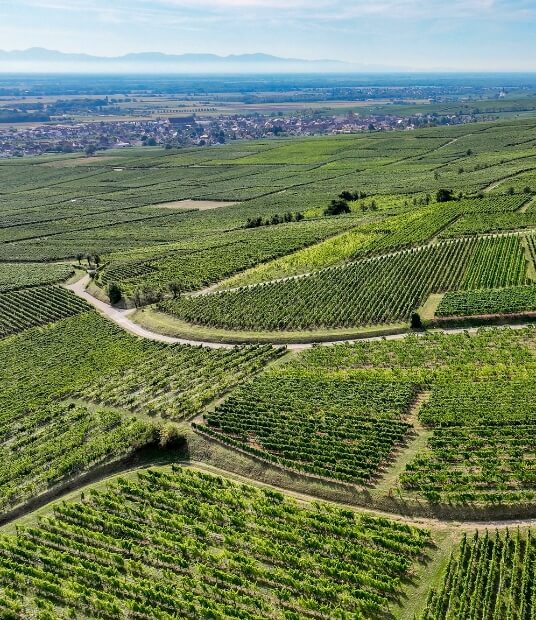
2,117,536,618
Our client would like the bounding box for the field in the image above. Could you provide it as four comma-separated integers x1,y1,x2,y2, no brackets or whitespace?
420,530,536,619
198,372,416,484
0,466,431,620
0,286,90,337
2,113,536,618
0,311,279,510
161,235,529,331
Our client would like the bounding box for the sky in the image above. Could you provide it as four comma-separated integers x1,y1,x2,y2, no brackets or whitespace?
0,0,535,71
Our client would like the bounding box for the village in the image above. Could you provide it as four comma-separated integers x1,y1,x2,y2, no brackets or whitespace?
0,108,476,158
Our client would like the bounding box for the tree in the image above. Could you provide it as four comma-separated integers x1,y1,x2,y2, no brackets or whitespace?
159,423,181,448
132,289,143,308
84,145,97,157
411,312,423,329
295,212,304,221
324,199,351,216
93,254,101,268
168,281,182,299
507,186,515,195
436,188,455,203
76,253,83,266
107,282,122,305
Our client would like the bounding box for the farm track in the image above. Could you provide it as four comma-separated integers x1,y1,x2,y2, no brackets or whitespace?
67,274,534,351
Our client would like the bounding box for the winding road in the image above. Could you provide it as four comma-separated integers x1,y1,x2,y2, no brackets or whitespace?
66,274,532,350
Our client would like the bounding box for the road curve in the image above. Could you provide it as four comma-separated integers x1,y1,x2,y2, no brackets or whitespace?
66,274,533,351
66,275,235,349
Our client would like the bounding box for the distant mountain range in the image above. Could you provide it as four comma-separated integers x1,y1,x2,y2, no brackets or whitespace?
0,48,412,73
0,48,356,71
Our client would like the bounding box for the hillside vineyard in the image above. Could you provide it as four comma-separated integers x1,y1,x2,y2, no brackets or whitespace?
2,116,536,619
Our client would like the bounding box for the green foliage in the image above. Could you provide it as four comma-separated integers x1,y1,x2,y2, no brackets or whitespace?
200,372,416,483
0,402,157,512
161,236,528,331
401,379,536,504
106,281,122,304
0,263,74,292
324,198,351,216
437,285,536,317
0,286,90,337
0,466,430,619
421,530,536,619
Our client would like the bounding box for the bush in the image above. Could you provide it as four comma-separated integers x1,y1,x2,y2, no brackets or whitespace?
436,188,455,203
324,199,351,216
107,282,122,305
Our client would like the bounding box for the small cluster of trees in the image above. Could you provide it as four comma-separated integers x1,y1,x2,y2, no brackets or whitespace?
324,190,377,217
244,211,304,228
76,253,101,269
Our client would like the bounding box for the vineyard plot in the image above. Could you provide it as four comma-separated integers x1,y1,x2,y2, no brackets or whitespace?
78,343,282,420
0,285,90,337
0,262,74,292
437,285,536,317
0,466,431,619
401,380,536,504
420,530,536,619
0,402,157,513
199,372,418,484
162,236,528,331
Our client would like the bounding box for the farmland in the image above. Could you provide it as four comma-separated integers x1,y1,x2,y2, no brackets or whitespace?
161,235,529,331
420,530,536,619
2,112,536,618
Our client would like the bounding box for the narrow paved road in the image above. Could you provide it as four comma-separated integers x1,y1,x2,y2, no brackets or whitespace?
66,275,532,351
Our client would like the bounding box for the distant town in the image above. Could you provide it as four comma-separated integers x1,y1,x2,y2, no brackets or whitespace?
0,109,482,158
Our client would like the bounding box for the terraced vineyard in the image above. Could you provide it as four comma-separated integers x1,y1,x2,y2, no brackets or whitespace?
0,285,90,337
162,235,528,331
421,530,536,619
0,312,278,509
0,466,431,620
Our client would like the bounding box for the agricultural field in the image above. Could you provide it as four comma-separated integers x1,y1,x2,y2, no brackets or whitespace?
0,311,278,510
420,530,536,619
0,285,90,337
436,285,536,317
0,262,75,292
161,235,529,332
198,372,416,483
0,466,431,620
2,113,536,618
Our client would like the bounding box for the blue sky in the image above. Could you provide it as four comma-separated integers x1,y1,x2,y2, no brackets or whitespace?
1,0,535,70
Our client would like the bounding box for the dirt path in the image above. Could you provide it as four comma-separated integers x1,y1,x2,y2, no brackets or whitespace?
66,276,234,349
66,275,533,351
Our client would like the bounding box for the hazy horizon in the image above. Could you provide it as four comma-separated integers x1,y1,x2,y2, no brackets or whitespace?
0,1,535,73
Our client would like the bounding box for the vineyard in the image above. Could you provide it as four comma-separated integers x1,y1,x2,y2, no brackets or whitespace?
198,372,416,484
0,312,279,508
78,343,282,420
0,285,90,337
1,114,536,618
0,402,157,512
436,285,536,317
420,530,536,619
0,466,431,620
401,379,536,504
0,262,74,292
161,235,528,331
